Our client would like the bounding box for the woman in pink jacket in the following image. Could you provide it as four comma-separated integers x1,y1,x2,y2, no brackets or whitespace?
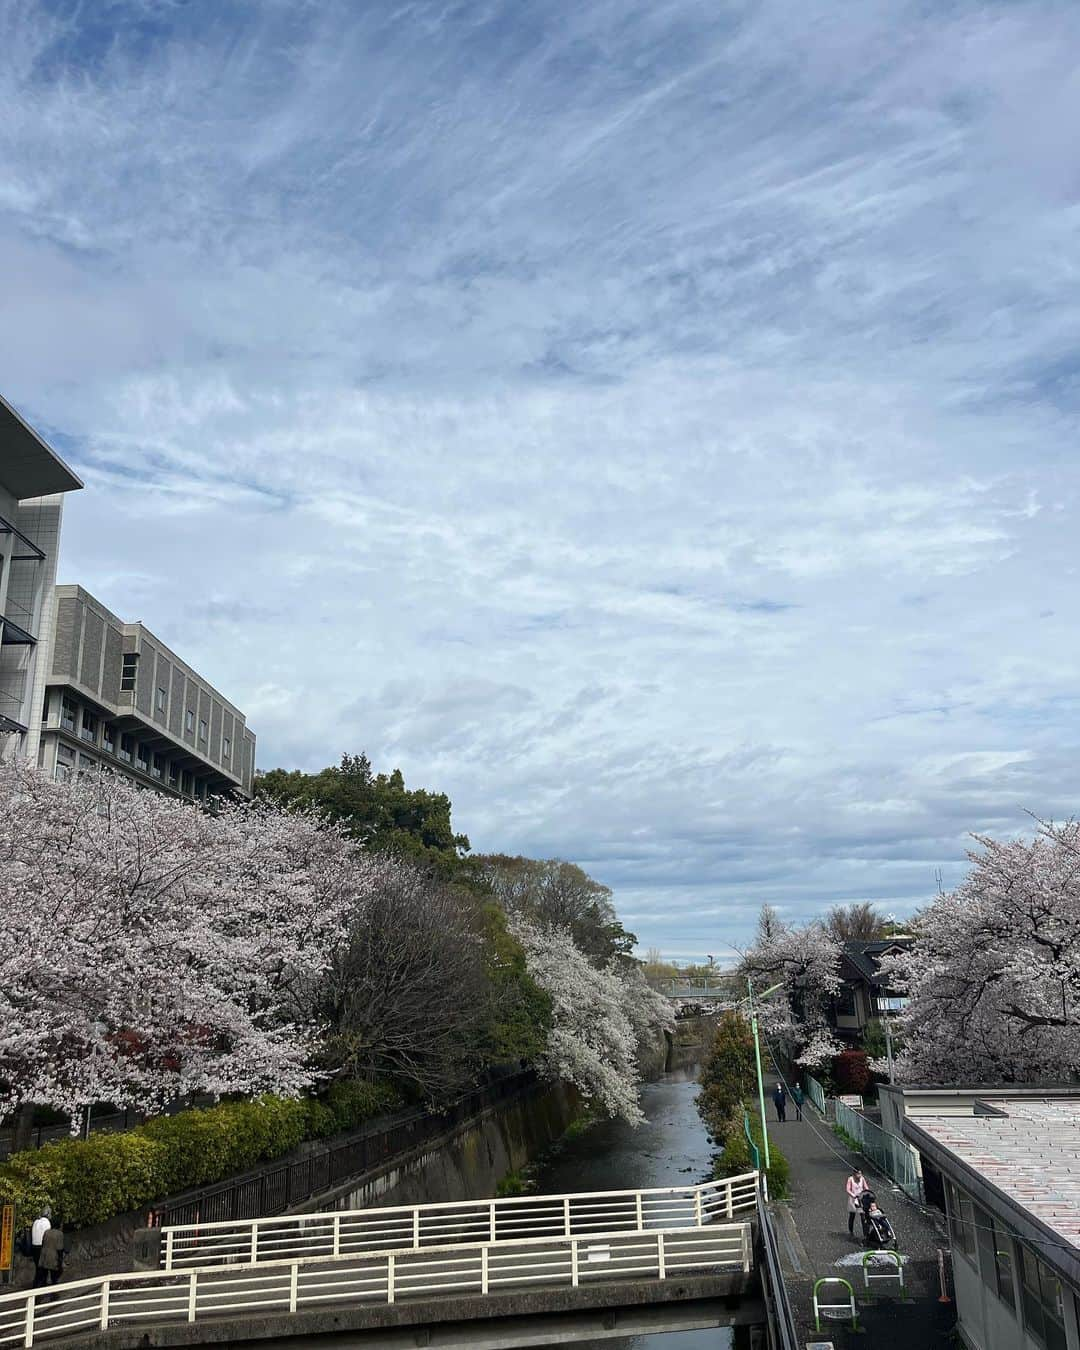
846,1168,868,1236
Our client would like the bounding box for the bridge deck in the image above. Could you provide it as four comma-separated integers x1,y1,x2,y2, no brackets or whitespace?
0,1224,754,1349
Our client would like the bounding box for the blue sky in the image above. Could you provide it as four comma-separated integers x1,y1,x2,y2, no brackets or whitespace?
3,0,1079,958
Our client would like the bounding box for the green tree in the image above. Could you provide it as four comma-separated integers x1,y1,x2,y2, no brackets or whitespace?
697,1011,756,1142
475,855,636,965
256,753,470,878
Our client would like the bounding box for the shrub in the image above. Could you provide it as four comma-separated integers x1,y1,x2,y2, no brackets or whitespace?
712,1107,789,1198
832,1049,871,1095
0,1080,403,1231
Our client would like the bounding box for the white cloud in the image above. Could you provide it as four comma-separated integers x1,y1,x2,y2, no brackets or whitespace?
2,0,1079,953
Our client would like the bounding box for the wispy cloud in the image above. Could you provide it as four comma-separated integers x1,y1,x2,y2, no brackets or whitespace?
2,0,1079,952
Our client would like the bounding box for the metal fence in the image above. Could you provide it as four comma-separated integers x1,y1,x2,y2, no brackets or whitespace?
833,1099,923,1202
147,1071,535,1229
804,1074,828,1115
755,1185,799,1350
158,1172,761,1272
0,1222,753,1347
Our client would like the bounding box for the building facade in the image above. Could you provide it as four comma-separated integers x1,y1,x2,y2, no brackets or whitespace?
39,585,256,799
903,1090,1080,1350
0,394,83,759
827,938,913,1044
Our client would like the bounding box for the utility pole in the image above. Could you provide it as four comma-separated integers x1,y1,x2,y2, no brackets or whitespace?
748,978,771,1169
883,1009,895,1083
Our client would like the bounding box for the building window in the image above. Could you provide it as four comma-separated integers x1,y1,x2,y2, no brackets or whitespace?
222,736,231,760
945,1180,976,1260
119,733,134,763
78,753,96,774
974,1204,1015,1312
61,696,77,731
120,652,139,692
136,744,150,771
151,753,165,780
181,770,193,795
834,985,857,1018
185,709,195,733
1021,1247,1067,1349
80,710,98,744
156,686,167,713
198,718,207,742
55,744,75,782
103,725,116,754
168,764,179,788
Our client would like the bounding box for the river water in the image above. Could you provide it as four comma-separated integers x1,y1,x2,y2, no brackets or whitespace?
525,1066,733,1350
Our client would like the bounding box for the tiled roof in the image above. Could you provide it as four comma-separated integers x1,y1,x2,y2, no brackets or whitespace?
912,1099,1080,1245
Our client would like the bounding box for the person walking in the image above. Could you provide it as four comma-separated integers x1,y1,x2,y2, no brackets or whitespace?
36,1218,66,1298
846,1168,869,1236
792,1082,804,1121
30,1207,51,1284
772,1082,787,1123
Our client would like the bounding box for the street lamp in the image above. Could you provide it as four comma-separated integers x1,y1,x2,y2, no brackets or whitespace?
743,978,785,1170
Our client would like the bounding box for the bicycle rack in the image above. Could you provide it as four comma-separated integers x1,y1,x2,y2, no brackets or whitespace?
861,1249,905,1294
813,1276,859,1332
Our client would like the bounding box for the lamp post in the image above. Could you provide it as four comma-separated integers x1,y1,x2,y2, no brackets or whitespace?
744,978,785,1171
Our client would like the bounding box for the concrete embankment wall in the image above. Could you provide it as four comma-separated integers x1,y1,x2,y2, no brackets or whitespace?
58,1078,579,1281
298,1079,579,1215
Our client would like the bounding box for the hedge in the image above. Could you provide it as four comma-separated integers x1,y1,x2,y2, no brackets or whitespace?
0,1080,401,1231
712,1106,790,1199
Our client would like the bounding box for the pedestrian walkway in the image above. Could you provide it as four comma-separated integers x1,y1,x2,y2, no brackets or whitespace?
764,1085,957,1347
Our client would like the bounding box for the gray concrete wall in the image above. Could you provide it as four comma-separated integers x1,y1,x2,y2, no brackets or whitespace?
307,1080,579,1215
59,1080,579,1284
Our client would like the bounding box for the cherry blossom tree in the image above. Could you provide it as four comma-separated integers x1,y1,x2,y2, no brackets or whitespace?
509,920,645,1123
0,760,376,1137
880,822,1080,1083
739,908,843,1068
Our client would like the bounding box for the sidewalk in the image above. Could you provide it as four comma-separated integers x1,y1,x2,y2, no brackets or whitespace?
767,1098,957,1347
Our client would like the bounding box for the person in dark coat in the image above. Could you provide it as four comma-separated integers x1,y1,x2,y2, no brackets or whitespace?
792,1083,804,1120
36,1219,66,1297
772,1082,787,1122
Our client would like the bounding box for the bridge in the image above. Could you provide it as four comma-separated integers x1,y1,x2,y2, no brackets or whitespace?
0,1172,791,1349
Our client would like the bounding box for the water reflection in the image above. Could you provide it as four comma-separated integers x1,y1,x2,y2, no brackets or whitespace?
525,1066,733,1350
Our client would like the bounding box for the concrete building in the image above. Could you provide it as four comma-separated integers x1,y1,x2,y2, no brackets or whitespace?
39,585,256,799
902,1090,1080,1350
0,394,83,759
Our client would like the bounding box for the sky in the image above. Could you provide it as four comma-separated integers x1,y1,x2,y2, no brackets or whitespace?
2,0,1079,960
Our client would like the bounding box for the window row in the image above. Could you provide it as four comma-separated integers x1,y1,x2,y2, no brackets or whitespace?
946,1178,1068,1350
57,695,233,765
54,743,213,799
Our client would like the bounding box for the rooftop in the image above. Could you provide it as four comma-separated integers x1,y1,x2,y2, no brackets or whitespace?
905,1095,1080,1286
0,393,83,499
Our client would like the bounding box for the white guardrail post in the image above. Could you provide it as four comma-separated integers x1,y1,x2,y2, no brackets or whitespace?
164,1226,175,1272
387,1253,395,1305
334,1213,342,1257
22,1292,35,1349
570,1237,579,1287
187,1270,198,1322
289,1262,299,1313
657,1232,667,1280
100,1276,111,1330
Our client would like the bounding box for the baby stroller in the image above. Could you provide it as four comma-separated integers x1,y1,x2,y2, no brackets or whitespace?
859,1190,896,1248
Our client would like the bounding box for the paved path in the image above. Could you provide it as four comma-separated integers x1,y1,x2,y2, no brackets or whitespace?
766,1096,957,1347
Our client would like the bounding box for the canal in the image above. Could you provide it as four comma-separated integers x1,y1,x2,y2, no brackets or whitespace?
527,1065,732,1350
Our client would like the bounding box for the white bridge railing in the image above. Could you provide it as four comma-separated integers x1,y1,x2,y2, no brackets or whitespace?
158,1172,760,1272
0,1223,753,1349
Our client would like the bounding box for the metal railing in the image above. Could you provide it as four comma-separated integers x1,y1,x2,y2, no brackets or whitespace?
805,1074,828,1115
755,1185,799,1350
0,1224,753,1348
833,1099,923,1202
148,1070,535,1229
159,1172,761,1271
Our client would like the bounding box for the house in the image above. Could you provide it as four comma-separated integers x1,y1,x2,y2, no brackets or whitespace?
828,937,914,1044
902,1090,1080,1350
